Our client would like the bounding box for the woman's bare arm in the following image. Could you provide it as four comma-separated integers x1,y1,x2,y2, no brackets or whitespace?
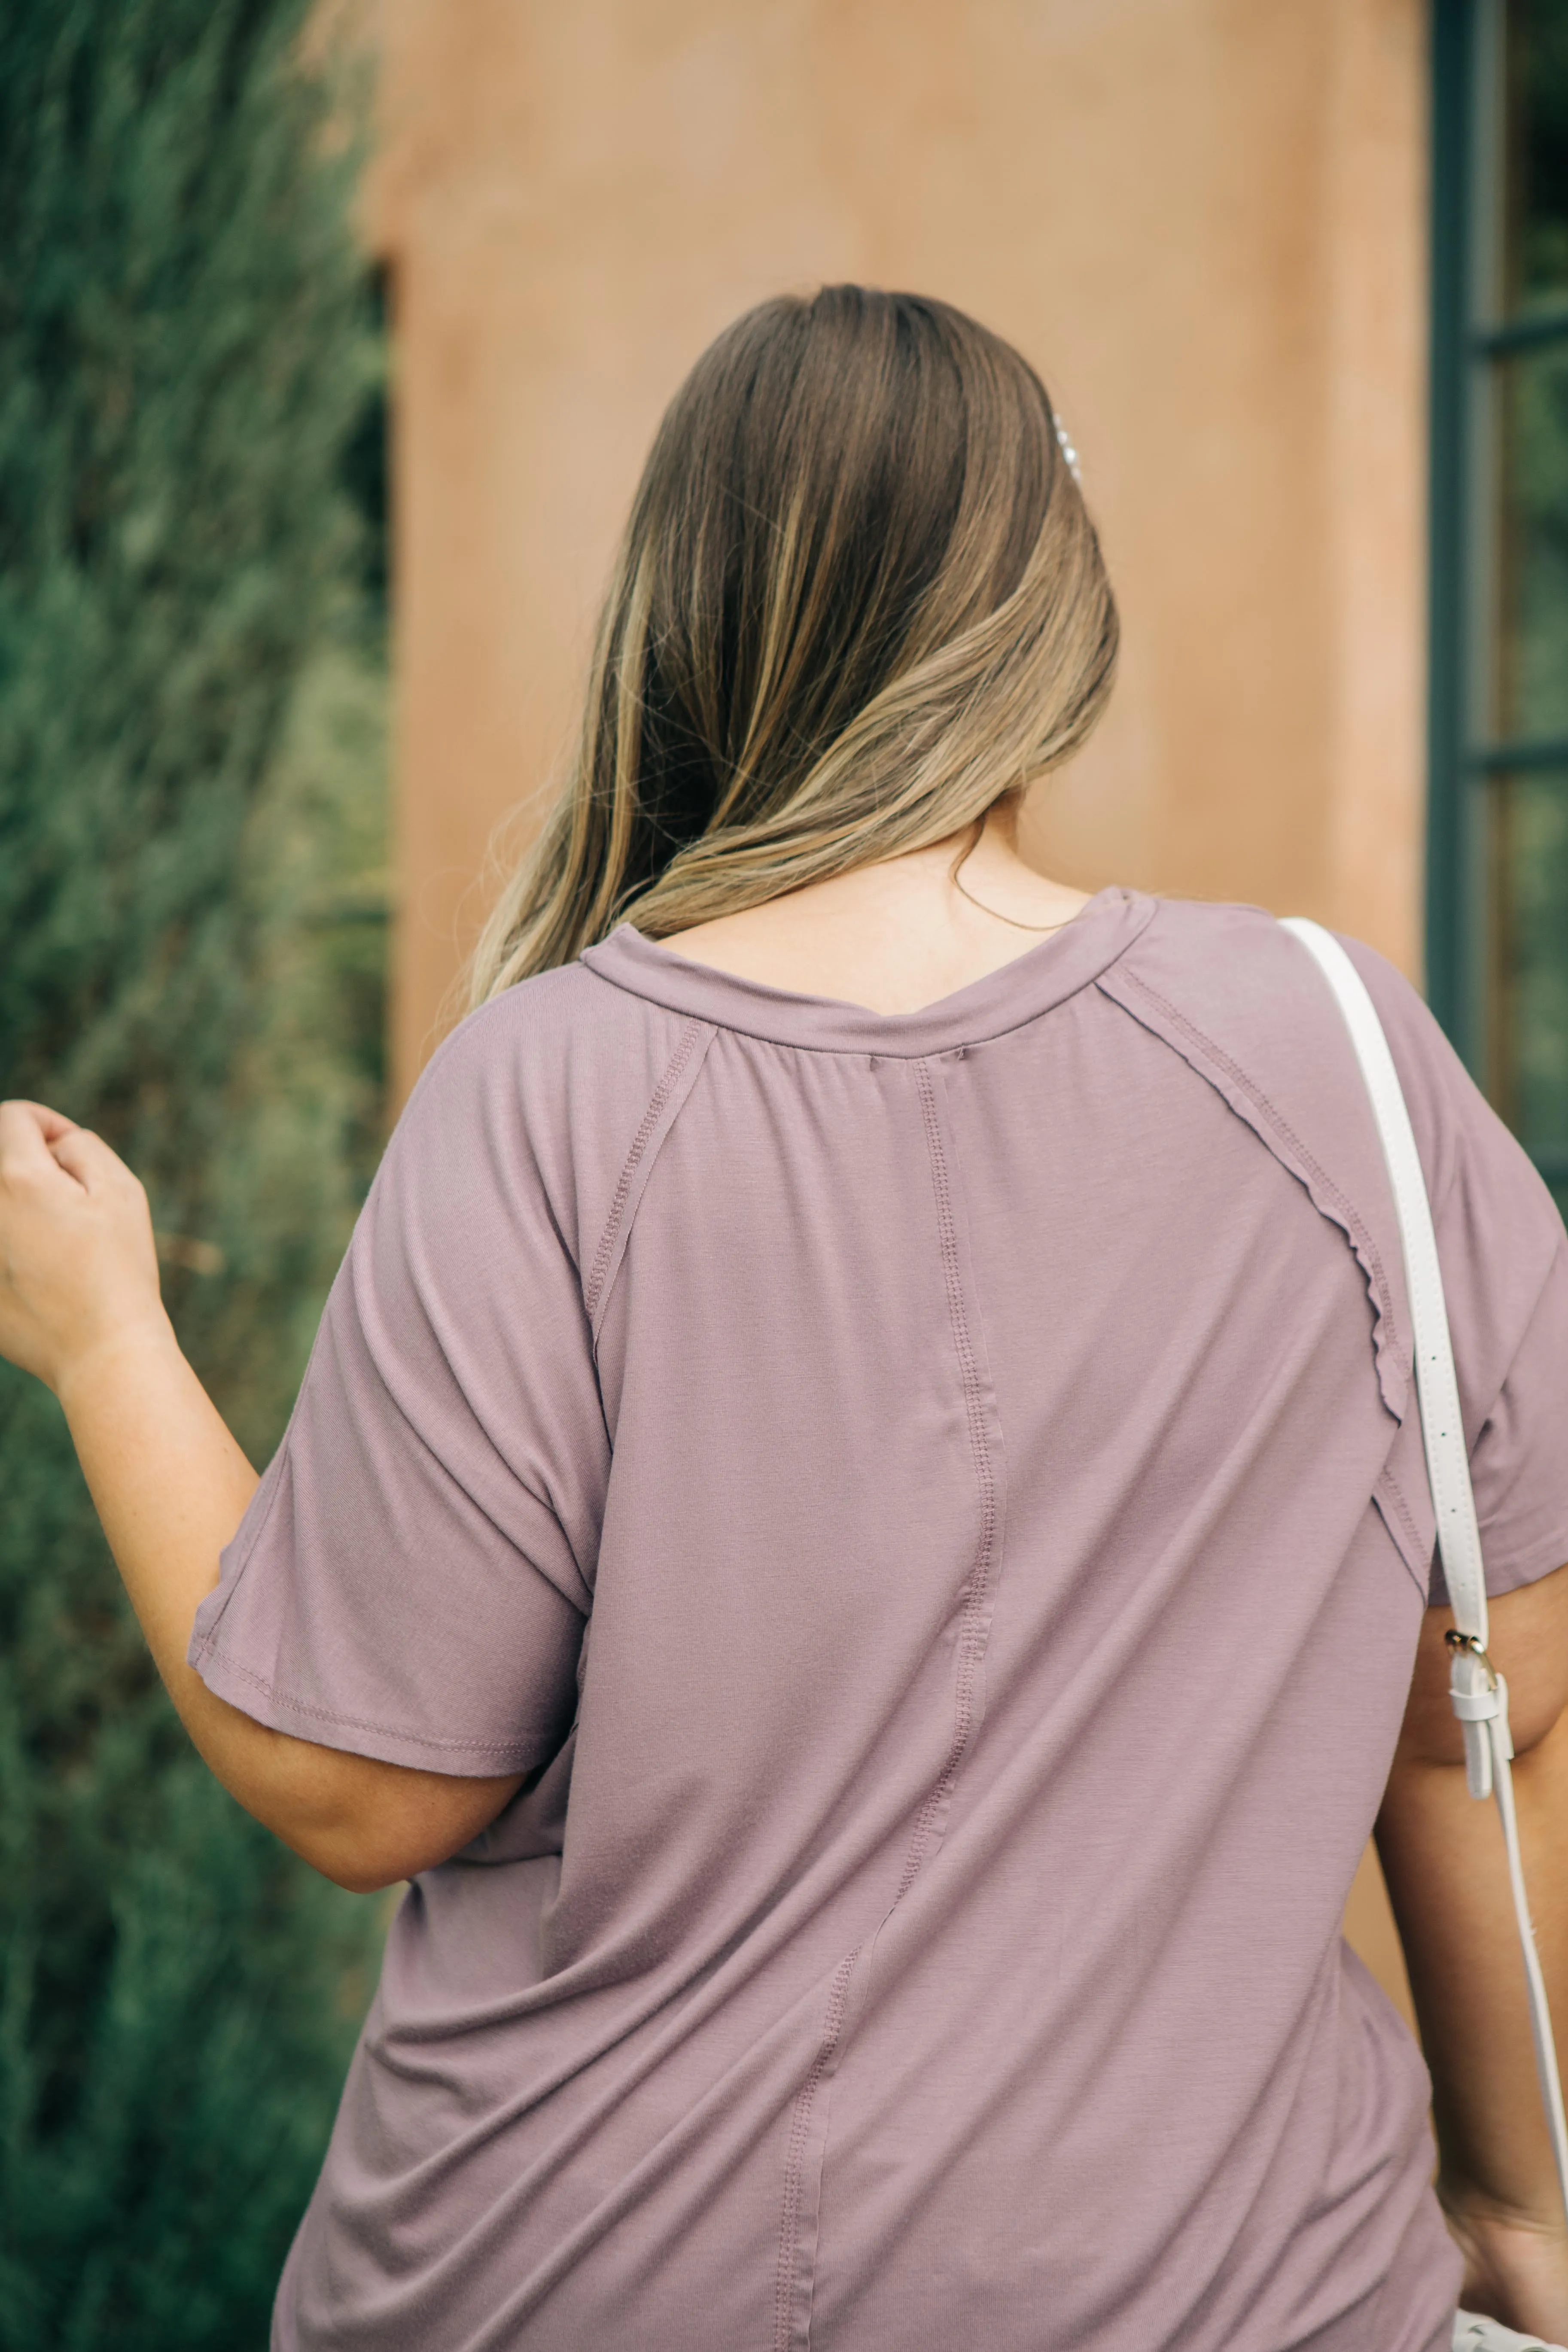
1377,1561,1568,2341
0,1100,521,1892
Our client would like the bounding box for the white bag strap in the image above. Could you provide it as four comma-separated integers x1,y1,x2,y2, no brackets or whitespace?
1281,917,1568,2222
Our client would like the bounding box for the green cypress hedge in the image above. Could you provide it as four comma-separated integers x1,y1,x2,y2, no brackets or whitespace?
0,4,390,2343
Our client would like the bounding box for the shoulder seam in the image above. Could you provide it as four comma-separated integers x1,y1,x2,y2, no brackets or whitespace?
1104,963,1405,1381
583,1016,714,1331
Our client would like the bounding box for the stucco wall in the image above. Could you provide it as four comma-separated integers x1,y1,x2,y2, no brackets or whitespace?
363,0,1426,1077
361,0,1428,2022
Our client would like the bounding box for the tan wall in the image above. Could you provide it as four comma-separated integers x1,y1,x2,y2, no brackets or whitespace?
365,0,1428,1077
362,0,1428,2022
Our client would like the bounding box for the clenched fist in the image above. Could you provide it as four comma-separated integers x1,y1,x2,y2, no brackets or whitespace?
0,1101,167,1396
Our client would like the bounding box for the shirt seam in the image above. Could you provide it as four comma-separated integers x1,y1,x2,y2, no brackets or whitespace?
1374,1464,1435,1601
583,1015,715,1337
899,1061,1001,1881
1376,1464,1427,1566
1111,965,1406,1378
772,1055,1004,2352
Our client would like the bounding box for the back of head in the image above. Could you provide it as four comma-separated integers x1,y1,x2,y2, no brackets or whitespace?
472,285,1118,995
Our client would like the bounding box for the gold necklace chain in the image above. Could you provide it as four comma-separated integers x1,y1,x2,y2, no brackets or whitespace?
950,846,1079,934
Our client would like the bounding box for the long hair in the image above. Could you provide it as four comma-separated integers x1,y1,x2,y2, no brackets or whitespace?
468,285,1118,1000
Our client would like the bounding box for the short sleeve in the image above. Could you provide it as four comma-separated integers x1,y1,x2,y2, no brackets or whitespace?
1346,941,1568,1607
1465,1237,1568,1598
188,1000,604,1774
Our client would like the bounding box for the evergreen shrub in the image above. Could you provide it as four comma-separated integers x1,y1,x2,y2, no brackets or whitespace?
0,3,390,2343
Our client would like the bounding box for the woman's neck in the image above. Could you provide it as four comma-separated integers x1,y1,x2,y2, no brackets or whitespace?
655,807,1093,1016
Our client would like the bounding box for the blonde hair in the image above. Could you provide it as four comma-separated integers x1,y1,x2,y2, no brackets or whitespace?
469,285,1117,1001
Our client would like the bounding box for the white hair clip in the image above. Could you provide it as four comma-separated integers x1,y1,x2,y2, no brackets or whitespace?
1053,413,1081,484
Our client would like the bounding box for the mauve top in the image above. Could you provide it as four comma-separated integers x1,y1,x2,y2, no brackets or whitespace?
190,888,1568,2352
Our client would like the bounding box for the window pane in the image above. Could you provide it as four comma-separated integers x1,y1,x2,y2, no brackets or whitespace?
1493,341,1568,738
1485,767,1568,1203
1506,0,1568,314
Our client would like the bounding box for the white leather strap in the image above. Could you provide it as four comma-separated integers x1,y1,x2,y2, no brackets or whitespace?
1279,920,1488,1648
1281,917,1568,2225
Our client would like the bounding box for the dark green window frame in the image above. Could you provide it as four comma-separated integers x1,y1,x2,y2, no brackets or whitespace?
1428,0,1568,1195
1427,0,1478,1061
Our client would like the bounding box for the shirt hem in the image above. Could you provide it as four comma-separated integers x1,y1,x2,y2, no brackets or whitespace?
190,1638,548,1775
1432,1515,1568,1605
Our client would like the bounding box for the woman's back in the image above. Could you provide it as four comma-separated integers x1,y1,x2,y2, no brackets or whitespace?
197,883,1568,2352
12,283,1568,2352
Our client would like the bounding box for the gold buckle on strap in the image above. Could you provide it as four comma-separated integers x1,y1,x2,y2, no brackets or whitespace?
1445,1627,1500,1687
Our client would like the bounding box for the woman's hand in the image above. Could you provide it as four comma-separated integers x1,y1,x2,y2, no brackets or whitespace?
0,1099,168,1394
1440,2193,1568,2346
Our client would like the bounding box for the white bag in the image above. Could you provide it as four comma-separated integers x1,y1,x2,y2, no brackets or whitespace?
1282,921,1568,2352
1453,2320,1567,2350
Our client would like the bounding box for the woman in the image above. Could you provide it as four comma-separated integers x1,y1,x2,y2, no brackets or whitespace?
2,286,1567,2352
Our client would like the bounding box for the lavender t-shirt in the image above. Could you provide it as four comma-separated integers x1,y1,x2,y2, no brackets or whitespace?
190,889,1568,2352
